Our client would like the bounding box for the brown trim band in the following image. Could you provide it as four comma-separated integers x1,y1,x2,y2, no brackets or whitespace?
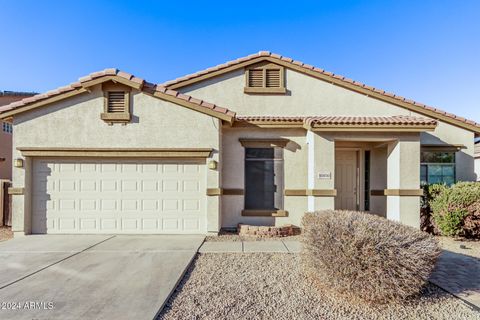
239,138,290,148
284,189,337,196
421,144,466,152
206,188,222,196
206,188,245,196
371,189,424,196
244,87,286,94
223,188,244,195
241,210,288,217
100,112,131,123
17,148,213,159
8,187,24,195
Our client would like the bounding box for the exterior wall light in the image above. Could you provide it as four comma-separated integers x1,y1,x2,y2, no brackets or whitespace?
14,158,24,168
208,160,218,170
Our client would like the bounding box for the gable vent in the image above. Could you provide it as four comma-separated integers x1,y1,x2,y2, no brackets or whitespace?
248,69,263,87
107,91,126,113
266,69,281,88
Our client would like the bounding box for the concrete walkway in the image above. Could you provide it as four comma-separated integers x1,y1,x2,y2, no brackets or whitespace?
199,240,301,253
0,235,204,320
429,250,480,309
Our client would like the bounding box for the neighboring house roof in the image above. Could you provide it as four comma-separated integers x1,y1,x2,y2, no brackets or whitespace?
0,91,37,107
0,69,235,123
163,51,480,135
236,115,437,131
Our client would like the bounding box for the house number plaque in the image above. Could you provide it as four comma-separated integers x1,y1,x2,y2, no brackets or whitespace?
318,172,331,179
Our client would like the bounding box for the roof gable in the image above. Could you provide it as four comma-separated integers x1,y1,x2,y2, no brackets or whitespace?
163,51,480,135
0,69,236,123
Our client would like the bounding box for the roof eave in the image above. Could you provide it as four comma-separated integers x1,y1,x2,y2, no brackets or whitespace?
308,125,437,132
164,53,480,135
0,74,235,123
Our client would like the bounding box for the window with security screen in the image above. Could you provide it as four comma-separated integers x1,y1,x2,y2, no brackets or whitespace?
244,147,284,210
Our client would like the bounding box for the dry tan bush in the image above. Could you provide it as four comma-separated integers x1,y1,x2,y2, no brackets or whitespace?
301,210,440,304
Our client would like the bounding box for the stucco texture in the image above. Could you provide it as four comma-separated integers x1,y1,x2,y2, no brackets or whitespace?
181,66,475,228
181,67,475,182
8,63,478,234
221,128,307,228
11,85,221,234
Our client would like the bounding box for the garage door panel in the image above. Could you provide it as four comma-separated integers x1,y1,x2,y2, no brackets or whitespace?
100,219,117,230
32,159,207,234
80,218,97,230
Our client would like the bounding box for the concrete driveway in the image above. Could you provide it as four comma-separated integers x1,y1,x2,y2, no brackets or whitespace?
0,235,204,320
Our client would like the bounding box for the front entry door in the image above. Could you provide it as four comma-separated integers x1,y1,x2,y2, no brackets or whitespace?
335,150,358,210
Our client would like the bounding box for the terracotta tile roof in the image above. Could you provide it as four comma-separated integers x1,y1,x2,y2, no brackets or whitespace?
236,115,437,128
163,51,480,131
304,115,437,126
236,115,305,123
0,69,235,120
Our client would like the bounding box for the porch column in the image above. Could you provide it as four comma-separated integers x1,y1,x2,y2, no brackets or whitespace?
386,135,421,228
307,131,335,212
206,119,222,235
11,152,32,236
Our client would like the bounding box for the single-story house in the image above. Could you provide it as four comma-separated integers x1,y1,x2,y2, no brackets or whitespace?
1,51,479,236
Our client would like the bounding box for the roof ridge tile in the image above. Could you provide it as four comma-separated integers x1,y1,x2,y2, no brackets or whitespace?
0,69,235,121
156,51,478,129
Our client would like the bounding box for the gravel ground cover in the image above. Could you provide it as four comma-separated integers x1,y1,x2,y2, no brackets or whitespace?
158,253,480,320
437,236,480,258
0,227,13,242
205,230,301,242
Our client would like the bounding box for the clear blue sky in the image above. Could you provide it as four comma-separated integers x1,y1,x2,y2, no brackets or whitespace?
1,0,479,122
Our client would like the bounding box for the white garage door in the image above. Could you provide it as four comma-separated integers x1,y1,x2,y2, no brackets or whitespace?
32,159,207,234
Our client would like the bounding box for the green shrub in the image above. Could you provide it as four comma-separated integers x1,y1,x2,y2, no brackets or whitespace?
429,182,480,237
420,183,437,234
301,210,439,304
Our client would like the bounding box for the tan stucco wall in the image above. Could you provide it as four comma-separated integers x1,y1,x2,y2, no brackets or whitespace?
180,69,413,117
0,128,12,180
221,127,308,228
9,65,477,233
420,122,475,181
11,85,222,235
221,129,425,228
386,135,421,228
180,66,476,228
181,67,476,182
